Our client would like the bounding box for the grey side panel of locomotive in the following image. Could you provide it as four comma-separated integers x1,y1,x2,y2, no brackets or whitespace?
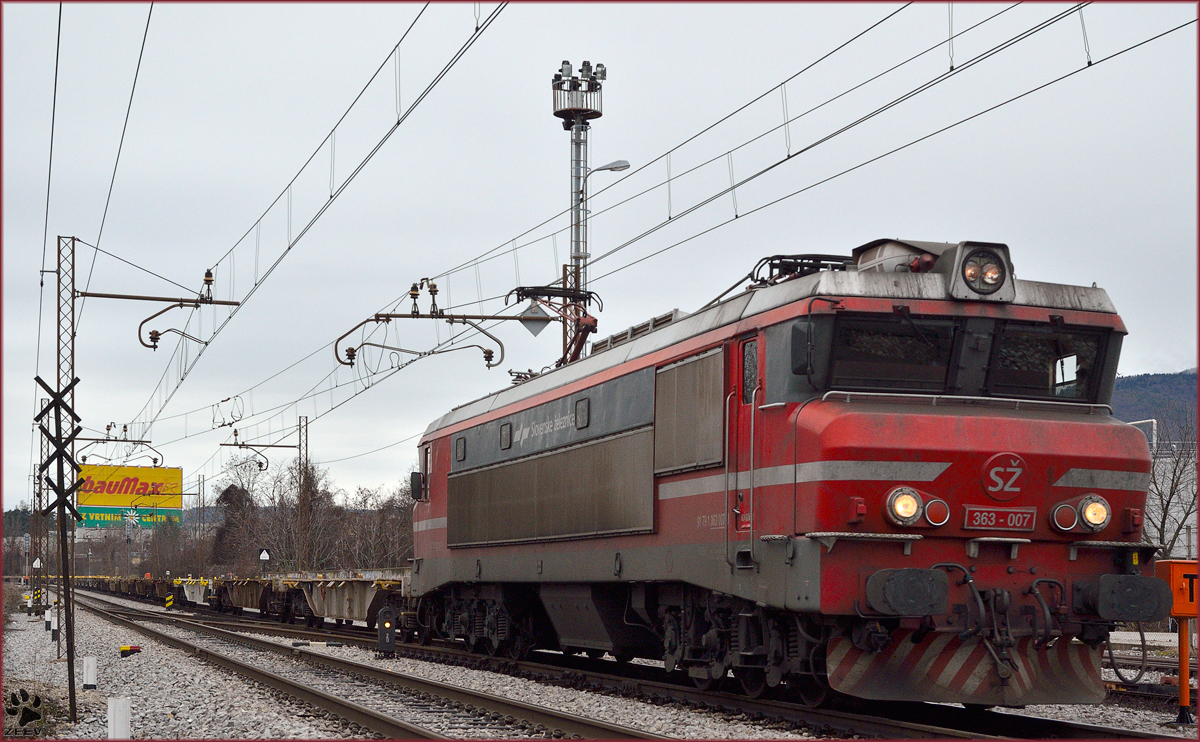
654,349,724,473
449,367,654,473
448,427,654,546
413,538,821,616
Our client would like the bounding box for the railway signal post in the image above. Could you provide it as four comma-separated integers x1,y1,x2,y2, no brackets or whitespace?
1155,559,1198,725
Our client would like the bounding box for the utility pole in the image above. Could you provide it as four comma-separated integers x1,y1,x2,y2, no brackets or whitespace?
34,398,50,613
298,415,308,572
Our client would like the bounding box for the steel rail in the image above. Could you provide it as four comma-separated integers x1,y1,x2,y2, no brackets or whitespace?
75,593,667,740
74,598,445,739
73,588,1177,739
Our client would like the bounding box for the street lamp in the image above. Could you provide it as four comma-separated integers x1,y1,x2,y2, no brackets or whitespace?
578,158,633,289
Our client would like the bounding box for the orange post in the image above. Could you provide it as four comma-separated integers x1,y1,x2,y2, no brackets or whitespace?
1180,618,1192,721
1158,560,1198,725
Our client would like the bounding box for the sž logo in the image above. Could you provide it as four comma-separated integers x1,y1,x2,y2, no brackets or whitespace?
981,452,1026,502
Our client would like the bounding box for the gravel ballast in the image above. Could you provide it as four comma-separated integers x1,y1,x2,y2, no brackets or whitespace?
2,601,369,739
10,589,1194,739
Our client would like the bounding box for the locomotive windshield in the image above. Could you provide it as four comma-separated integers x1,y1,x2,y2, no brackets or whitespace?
812,312,1113,403
988,321,1104,401
828,316,956,392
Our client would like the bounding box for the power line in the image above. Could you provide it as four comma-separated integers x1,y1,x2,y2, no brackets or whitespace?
431,2,1024,290
110,2,920,449
126,3,437,435
131,4,507,437
585,3,1090,270
144,8,1195,481
142,1,1037,464
429,3,914,285
279,11,1199,472
29,2,64,507
79,2,154,327
427,2,1084,311
75,238,194,294
589,15,1198,284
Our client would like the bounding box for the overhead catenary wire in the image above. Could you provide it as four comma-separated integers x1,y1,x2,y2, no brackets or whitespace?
29,3,65,507
418,2,1020,298
152,7,1189,479
422,1,1052,315
588,15,1198,285
586,2,1092,271
122,3,436,436
153,1,1046,463
119,1,958,452
74,238,194,294
428,2,913,284
278,10,1199,473
78,2,154,327
130,3,505,436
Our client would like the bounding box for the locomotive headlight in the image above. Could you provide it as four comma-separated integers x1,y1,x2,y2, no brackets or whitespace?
886,487,923,526
961,249,1006,295
1078,495,1111,531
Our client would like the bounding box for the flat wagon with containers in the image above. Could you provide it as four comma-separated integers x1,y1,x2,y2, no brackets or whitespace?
76,237,1173,710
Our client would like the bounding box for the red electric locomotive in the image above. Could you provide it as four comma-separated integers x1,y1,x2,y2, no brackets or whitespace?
407,239,1171,707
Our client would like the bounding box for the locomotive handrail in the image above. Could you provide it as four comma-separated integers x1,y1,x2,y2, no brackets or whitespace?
723,390,736,569
749,385,761,570
820,390,1113,415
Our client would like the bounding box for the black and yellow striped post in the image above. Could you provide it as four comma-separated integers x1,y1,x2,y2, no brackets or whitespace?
165,594,174,610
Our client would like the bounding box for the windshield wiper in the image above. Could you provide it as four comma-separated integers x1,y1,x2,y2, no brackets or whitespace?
893,305,940,355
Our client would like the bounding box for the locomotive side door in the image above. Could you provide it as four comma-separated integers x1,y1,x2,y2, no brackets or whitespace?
729,332,761,569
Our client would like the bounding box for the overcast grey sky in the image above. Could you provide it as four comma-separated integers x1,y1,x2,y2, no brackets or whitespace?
4,3,1197,511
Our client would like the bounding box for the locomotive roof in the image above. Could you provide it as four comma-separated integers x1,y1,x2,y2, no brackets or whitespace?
423,264,1117,437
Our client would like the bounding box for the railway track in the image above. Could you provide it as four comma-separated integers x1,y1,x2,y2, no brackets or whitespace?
73,593,666,739
74,588,1184,739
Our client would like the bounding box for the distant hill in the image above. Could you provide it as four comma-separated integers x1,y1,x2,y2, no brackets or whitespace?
1111,369,1197,424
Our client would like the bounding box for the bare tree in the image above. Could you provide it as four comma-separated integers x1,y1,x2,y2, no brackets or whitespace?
1143,402,1198,558
339,477,415,568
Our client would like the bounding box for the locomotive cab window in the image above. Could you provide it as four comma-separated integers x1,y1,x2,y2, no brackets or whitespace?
455,437,466,462
741,339,759,404
828,315,956,393
500,423,512,450
988,322,1104,401
419,445,431,500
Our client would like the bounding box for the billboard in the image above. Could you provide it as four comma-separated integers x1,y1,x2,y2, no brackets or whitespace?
77,465,183,529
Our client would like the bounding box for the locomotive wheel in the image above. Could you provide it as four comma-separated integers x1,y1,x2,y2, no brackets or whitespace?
613,652,633,664
691,673,720,691
790,674,831,708
736,668,768,699
585,649,605,660
506,635,532,660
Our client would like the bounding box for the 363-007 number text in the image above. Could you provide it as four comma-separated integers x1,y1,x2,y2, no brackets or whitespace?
963,506,1036,531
